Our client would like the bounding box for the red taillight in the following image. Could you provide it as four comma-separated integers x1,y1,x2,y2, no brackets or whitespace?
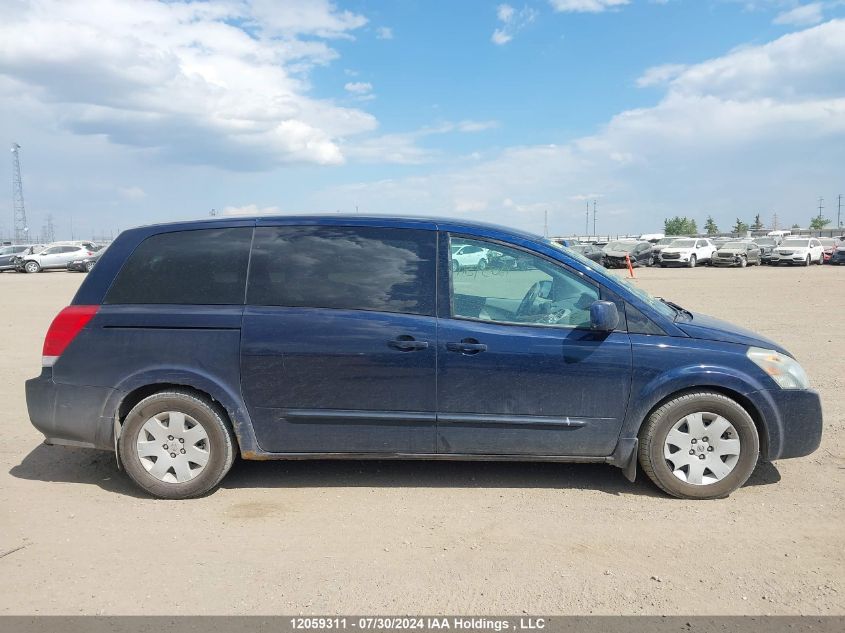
42,305,99,365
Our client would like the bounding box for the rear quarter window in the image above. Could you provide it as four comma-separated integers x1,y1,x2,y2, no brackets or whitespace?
247,225,436,316
105,227,253,305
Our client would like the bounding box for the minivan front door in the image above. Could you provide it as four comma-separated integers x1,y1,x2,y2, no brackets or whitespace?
240,223,439,454
437,236,633,457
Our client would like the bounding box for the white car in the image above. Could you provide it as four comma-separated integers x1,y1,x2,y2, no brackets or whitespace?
658,238,717,268
769,238,824,266
451,243,490,271
19,244,96,273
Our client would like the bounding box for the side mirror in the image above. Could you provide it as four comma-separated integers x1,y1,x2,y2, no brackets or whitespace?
590,300,620,332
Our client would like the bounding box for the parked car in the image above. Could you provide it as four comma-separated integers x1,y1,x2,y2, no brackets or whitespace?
0,245,33,271
18,244,96,273
659,238,717,268
769,238,824,266
67,248,106,272
711,241,761,267
712,237,734,249
451,243,489,271
819,238,843,263
567,242,604,264
829,243,845,265
25,216,822,500
753,237,782,264
602,240,653,268
649,237,683,265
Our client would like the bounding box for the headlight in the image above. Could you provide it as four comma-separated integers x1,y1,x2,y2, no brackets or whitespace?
747,347,810,390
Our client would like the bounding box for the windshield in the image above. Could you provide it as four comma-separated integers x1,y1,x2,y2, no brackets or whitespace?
781,239,810,247
606,241,638,252
754,238,776,246
547,241,677,320
657,237,676,245
669,239,696,248
722,242,747,249
819,238,835,247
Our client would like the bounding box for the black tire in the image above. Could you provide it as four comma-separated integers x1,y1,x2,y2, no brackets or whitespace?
660,264,667,268
804,255,811,267
118,389,236,499
638,391,759,499
23,260,41,273
688,255,697,268
451,259,459,273
477,258,487,271
84,261,95,272
739,256,747,268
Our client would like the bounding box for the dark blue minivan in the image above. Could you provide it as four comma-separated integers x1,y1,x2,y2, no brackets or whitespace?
25,216,822,499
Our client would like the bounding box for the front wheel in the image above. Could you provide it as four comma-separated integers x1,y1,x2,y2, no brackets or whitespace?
23,261,41,273
638,391,759,499
688,255,697,268
739,256,747,268
118,389,236,499
451,259,460,273
477,258,487,271
804,255,811,267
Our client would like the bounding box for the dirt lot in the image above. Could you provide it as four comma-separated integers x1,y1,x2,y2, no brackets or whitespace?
0,265,843,615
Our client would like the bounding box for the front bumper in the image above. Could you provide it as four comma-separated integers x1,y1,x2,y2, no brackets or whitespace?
748,388,823,460
769,253,808,264
25,369,117,450
711,255,742,266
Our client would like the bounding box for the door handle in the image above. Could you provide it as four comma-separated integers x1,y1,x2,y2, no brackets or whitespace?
446,340,487,354
388,336,430,352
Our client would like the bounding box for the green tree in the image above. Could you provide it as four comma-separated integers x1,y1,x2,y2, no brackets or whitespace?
704,216,719,236
664,216,698,236
751,213,764,230
732,218,749,234
809,216,831,230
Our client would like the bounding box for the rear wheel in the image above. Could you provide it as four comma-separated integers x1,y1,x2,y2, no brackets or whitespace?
638,391,759,499
817,253,824,265
23,261,40,273
119,390,236,499
84,260,95,272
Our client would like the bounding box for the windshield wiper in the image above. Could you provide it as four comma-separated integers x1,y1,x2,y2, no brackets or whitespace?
657,297,693,320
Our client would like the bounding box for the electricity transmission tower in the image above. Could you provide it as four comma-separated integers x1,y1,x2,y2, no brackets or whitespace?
11,143,28,243
42,214,55,243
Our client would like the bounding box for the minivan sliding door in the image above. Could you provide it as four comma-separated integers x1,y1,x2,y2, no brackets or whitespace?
240,224,439,454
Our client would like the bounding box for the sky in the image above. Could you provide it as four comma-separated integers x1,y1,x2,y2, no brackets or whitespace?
1,0,844,240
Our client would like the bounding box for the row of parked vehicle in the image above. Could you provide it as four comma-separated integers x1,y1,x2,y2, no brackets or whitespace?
565,235,845,269
0,241,107,273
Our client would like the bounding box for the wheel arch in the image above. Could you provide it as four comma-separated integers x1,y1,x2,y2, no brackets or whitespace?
105,369,262,458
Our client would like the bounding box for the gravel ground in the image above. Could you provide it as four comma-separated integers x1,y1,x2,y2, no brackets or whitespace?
0,265,842,615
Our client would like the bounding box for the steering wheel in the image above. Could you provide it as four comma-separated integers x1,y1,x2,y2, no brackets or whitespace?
516,281,544,317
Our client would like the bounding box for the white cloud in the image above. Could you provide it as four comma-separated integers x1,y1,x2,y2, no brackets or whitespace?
636,64,688,87
492,4,538,45
117,185,146,199
0,0,376,170
344,81,373,95
344,120,500,164
376,26,394,39
549,0,631,13
222,204,283,216
315,20,845,233
773,3,825,26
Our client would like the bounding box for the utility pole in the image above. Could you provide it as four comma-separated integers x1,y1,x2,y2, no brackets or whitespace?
817,197,824,222
11,143,28,244
592,200,597,236
772,213,779,231
585,201,589,235
838,194,842,229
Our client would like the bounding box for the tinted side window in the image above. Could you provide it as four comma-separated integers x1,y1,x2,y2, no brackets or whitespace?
247,226,436,316
105,227,252,305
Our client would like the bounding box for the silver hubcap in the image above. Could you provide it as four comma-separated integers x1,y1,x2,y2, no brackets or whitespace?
663,412,741,485
136,411,210,483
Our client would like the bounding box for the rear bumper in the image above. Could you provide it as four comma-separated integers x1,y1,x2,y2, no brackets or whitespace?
749,388,823,460
25,369,117,450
